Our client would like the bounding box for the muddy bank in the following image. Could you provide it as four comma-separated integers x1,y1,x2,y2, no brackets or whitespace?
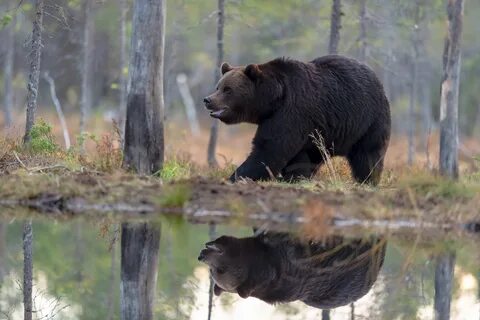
0,173,479,240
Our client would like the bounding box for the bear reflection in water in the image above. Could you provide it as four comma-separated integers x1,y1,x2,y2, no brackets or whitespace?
198,233,386,309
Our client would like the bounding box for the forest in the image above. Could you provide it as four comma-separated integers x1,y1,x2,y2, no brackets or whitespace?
0,0,479,319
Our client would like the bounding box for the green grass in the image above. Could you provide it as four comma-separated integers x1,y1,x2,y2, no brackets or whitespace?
157,184,192,208
28,120,59,154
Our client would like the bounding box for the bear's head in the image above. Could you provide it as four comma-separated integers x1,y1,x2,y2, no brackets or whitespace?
203,62,284,124
197,235,270,298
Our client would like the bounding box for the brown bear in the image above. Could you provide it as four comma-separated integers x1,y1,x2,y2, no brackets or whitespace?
198,233,386,308
203,55,391,185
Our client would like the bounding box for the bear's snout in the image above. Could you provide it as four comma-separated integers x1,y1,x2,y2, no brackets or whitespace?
203,97,212,108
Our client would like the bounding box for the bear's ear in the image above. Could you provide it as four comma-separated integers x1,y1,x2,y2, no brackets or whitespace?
214,284,225,296
221,62,233,75
237,283,254,299
244,64,262,81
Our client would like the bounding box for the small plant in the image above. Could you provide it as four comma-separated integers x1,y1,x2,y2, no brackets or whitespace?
28,120,58,154
158,153,195,181
310,130,339,183
94,133,123,172
158,184,191,207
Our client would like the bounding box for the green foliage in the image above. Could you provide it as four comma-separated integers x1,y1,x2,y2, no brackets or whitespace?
402,173,480,199
158,184,192,208
0,14,12,29
158,159,194,182
28,120,59,154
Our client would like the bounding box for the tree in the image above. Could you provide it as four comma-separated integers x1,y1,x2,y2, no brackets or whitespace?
79,0,94,137
24,0,45,143
328,0,342,55
439,0,464,179
207,0,225,167
119,0,128,138
434,253,455,320
408,0,422,166
121,223,160,320
23,222,33,320
0,223,6,282
357,0,367,62
121,0,166,318
123,0,166,174
3,10,15,127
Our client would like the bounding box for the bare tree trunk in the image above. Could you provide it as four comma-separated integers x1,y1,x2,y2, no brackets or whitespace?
79,0,94,137
434,252,455,320
176,74,200,136
122,0,166,174
350,302,355,320
3,13,15,127
120,223,160,320
0,223,6,282
121,1,165,317
119,0,128,138
107,227,118,320
357,0,367,62
439,0,464,179
43,72,71,149
408,1,421,166
23,221,33,320
207,223,217,320
207,0,225,167
24,0,45,144
328,0,342,55
322,309,330,320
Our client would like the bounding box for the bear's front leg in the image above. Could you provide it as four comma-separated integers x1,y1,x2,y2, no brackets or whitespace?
229,118,309,182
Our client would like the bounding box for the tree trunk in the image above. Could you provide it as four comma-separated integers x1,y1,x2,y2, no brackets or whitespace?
43,72,71,149
3,12,15,128
207,0,225,167
207,223,217,320
357,0,367,62
122,0,166,174
120,223,160,320
107,227,118,320
119,0,128,138
0,223,6,282
24,0,45,144
322,309,331,320
176,74,200,136
350,302,355,320
408,1,421,166
434,252,455,320
328,0,342,55
439,0,464,179
79,0,94,137
23,221,33,320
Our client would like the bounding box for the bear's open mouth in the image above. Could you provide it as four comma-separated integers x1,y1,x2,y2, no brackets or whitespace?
210,108,228,118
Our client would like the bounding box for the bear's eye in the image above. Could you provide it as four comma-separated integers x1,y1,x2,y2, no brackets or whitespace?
216,267,226,275
223,86,232,94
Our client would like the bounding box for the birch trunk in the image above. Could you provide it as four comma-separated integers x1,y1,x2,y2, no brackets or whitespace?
207,0,225,167
434,252,455,320
43,72,71,149
0,223,6,282
79,0,94,136
120,223,160,320
3,13,15,127
23,221,33,320
122,0,166,174
328,0,342,55
439,0,464,179
119,0,128,138
358,0,367,62
24,0,45,144
408,1,421,166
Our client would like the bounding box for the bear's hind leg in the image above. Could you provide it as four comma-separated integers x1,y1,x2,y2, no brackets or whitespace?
281,151,318,182
347,142,387,186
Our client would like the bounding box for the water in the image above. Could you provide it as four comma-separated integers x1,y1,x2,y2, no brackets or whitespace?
0,215,478,320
